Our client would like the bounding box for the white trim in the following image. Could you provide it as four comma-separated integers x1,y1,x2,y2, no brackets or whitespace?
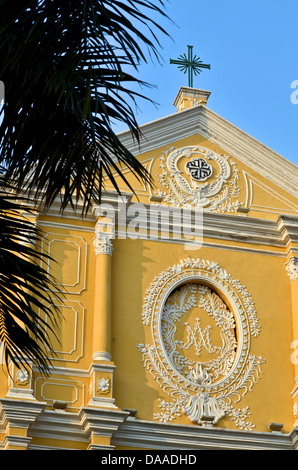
40,233,88,295
38,219,95,232
111,418,297,450
25,406,298,450
36,195,298,256
243,171,298,214
40,201,298,253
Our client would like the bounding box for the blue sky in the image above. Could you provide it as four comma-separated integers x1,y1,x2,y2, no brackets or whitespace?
115,0,298,167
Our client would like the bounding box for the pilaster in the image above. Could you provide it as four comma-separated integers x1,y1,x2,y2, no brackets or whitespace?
285,255,298,427
280,215,298,427
92,224,113,362
89,221,116,410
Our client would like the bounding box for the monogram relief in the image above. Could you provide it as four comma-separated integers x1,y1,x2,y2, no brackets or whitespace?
137,258,264,430
162,284,237,389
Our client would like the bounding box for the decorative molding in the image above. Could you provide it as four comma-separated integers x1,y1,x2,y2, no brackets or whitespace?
278,215,298,246
25,408,298,450
4,393,292,450
38,219,96,232
40,233,88,295
92,351,112,362
79,407,128,450
243,171,298,215
137,258,264,430
6,360,35,400
39,300,85,363
111,418,297,451
1,435,32,450
16,369,29,385
36,190,298,257
94,193,294,251
36,378,84,410
88,363,117,409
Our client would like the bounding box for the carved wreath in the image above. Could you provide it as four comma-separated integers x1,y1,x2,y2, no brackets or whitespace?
137,258,265,430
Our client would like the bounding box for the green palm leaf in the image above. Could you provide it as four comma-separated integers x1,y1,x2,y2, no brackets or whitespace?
0,0,171,370
0,0,171,214
0,186,63,374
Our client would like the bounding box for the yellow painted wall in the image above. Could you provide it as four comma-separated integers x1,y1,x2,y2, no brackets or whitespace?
1,94,297,449
111,238,294,432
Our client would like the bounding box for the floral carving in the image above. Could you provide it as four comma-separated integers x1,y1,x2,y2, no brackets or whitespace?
98,377,110,393
16,369,29,384
137,258,264,430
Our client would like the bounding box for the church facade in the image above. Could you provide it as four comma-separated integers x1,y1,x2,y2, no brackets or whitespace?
1,87,298,450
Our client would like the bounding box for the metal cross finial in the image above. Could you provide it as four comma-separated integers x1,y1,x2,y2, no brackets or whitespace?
170,45,210,88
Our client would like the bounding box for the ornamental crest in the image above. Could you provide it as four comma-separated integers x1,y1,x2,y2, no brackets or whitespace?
156,146,240,212
185,158,212,181
137,258,265,430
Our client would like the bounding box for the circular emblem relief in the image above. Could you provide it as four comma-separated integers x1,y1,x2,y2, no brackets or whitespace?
185,158,213,182
137,258,265,429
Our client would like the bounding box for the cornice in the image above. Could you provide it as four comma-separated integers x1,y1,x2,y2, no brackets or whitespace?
41,195,296,253
96,197,288,249
0,398,46,430
117,105,298,199
277,214,298,245
201,211,284,248
26,407,297,450
112,418,296,450
35,191,298,254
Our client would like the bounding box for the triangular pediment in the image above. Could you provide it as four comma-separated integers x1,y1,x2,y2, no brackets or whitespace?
118,103,298,199
105,90,298,219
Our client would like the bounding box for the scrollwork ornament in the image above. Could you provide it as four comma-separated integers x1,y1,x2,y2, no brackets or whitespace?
137,258,265,430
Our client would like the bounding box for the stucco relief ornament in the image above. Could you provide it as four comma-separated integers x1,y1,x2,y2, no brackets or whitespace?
137,258,265,430
16,369,29,384
98,377,110,393
93,225,114,256
156,146,241,212
285,257,298,281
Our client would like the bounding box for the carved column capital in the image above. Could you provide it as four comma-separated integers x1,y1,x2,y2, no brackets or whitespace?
93,231,114,256
286,257,298,282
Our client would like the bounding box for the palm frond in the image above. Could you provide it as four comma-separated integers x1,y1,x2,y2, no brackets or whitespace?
0,0,171,214
0,0,172,371
0,188,63,374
